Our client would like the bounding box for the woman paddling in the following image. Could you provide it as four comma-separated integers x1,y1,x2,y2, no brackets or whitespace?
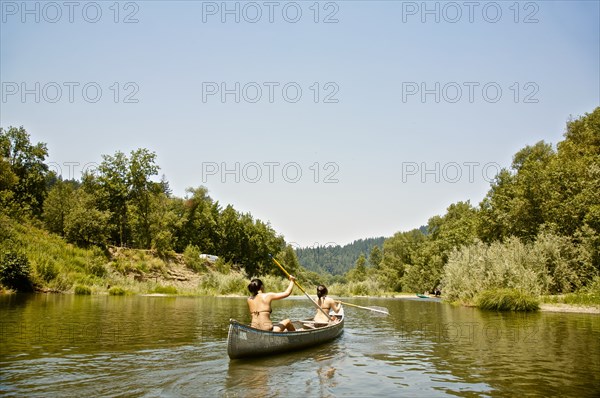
313,285,341,324
247,276,296,332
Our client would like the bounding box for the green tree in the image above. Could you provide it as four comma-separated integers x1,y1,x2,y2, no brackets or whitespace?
92,151,130,245
428,201,478,262
149,192,178,256
380,229,426,291
128,148,160,248
0,126,50,216
175,187,218,253
64,190,111,247
276,245,302,277
0,251,33,291
479,142,554,242
369,245,382,269
43,179,76,235
541,110,600,237
347,253,367,282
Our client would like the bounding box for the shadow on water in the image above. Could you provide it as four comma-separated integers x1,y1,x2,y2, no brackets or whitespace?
225,338,345,398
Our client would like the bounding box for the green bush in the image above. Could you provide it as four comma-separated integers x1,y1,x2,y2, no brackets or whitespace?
85,259,107,277
442,238,548,302
221,275,247,295
74,285,92,295
48,274,73,292
0,251,33,291
152,285,178,294
476,288,540,311
153,230,175,258
108,286,127,296
183,244,205,273
198,271,256,295
35,258,59,282
214,258,231,274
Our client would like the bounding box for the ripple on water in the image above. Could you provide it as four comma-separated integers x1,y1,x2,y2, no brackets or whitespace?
2,295,599,397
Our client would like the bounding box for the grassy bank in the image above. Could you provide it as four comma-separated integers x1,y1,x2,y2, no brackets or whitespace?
0,216,328,296
2,216,598,313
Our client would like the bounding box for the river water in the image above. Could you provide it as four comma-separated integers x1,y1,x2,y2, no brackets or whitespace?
1,294,598,397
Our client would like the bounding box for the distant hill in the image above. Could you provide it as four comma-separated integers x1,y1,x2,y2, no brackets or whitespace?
295,237,386,276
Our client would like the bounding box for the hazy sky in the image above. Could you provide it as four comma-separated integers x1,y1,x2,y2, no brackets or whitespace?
1,1,598,247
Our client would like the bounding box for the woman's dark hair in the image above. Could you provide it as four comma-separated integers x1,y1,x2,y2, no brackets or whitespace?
317,285,328,298
248,279,263,295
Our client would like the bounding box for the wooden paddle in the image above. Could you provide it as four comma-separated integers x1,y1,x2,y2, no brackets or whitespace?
271,256,333,321
336,301,389,315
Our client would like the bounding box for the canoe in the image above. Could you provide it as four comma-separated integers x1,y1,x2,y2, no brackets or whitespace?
227,308,344,359
416,294,429,298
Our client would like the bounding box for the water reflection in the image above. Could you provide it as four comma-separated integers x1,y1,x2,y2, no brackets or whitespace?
1,294,598,397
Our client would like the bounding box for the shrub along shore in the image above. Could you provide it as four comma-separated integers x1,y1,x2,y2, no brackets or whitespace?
2,110,600,314
1,218,597,314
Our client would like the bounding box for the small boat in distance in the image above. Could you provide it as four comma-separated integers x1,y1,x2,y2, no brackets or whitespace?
227,308,344,359
416,294,429,298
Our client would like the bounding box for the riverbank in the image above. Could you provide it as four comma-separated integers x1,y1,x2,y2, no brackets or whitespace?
2,217,598,314
3,288,598,314
400,294,599,314
539,303,600,314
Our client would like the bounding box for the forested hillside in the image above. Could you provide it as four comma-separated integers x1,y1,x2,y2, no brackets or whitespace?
0,126,299,293
346,107,600,302
295,237,385,275
2,107,599,305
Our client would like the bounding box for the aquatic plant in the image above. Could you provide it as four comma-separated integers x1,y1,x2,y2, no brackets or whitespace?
476,288,540,311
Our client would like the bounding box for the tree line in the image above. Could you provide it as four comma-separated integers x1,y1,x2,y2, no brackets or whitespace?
295,237,386,276
2,107,599,298
0,126,288,277
344,107,599,298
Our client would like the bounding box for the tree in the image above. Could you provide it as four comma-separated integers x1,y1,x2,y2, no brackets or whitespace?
540,109,600,237
0,251,33,291
347,253,367,282
87,148,161,248
128,148,160,248
277,245,302,278
0,148,17,212
64,190,111,247
149,192,178,256
43,179,76,235
369,245,382,269
0,126,50,216
428,201,478,262
175,187,218,253
379,229,426,291
93,151,130,245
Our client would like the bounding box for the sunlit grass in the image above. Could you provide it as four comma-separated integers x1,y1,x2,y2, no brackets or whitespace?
152,285,178,295
542,293,600,306
74,285,92,295
476,288,540,311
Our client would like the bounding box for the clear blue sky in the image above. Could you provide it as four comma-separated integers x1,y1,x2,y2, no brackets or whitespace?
1,1,599,247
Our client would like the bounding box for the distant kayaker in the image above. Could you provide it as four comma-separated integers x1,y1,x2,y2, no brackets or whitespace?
247,276,296,332
314,285,341,324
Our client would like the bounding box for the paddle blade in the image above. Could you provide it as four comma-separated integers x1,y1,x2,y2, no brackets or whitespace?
339,301,390,316
368,306,389,316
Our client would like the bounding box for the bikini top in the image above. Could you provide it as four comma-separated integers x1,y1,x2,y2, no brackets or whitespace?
251,310,271,316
